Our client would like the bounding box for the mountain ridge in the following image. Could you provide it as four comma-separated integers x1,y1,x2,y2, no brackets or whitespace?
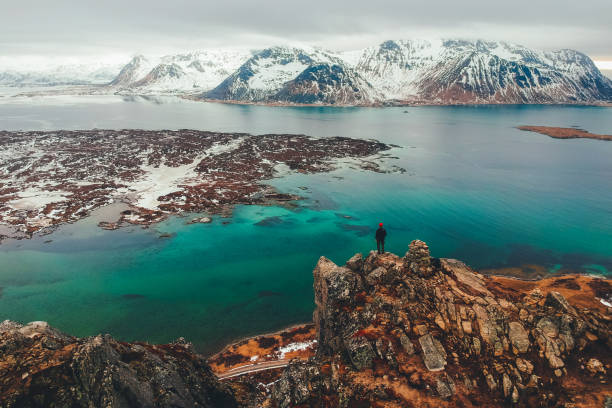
2,39,611,105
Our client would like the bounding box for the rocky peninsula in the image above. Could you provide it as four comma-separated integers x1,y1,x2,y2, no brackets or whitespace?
0,129,398,239
1,241,610,407
517,126,612,141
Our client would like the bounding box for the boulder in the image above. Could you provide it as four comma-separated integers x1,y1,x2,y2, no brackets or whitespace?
516,358,534,374
545,291,576,315
502,373,513,398
585,358,606,375
436,375,456,399
419,334,447,372
399,334,415,355
366,266,391,286
189,216,212,224
345,253,364,273
345,336,375,370
508,321,530,354
404,240,434,277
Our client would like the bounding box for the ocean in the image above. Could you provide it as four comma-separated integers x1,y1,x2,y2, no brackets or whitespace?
0,94,611,353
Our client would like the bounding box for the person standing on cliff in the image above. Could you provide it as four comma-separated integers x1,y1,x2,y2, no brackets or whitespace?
375,223,387,254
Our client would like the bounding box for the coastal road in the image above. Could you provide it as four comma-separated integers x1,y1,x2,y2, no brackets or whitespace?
217,359,290,380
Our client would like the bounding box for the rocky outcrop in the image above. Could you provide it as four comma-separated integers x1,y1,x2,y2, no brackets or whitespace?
0,320,237,408
2,242,611,407
269,241,612,407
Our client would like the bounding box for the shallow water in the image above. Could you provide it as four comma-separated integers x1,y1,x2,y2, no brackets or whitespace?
0,95,611,353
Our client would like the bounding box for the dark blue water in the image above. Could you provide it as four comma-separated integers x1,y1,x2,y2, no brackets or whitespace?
0,96,611,353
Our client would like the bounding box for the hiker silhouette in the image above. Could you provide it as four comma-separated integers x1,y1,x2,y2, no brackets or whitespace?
375,223,387,254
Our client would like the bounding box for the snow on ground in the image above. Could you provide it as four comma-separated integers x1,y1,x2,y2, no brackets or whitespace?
204,137,244,156
128,156,203,209
277,340,317,359
126,137,245,210
8,188,67,210
489,42,522,61
248,60,308,91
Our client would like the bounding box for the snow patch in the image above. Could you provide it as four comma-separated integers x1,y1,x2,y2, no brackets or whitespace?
125,138,244,210
8,188,67,210
128,157,203,209
277,340,317,359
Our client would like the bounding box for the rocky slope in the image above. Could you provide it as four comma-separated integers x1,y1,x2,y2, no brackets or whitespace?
0,320,237,407
2,242,610,407
274,63,381,105
265,242,611,407
348,39,612,104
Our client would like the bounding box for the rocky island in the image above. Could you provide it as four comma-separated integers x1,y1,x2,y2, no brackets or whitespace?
517,126,612,141
2,241,610,407
0,129,398,239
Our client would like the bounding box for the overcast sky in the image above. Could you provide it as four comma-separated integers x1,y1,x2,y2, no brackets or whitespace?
1,0,611,63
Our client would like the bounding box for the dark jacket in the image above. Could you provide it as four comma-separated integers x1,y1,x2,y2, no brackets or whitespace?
375,227,387,241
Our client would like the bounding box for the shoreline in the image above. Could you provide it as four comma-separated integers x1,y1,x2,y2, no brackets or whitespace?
2,246,610,406
206,266,611,377
5,86,612,107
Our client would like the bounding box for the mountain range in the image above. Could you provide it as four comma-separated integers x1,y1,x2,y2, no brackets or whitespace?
2,39,611,105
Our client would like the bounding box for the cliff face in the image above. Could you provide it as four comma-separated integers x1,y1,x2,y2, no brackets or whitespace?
0,320,237,408
270,241,611,407
2,242,610,408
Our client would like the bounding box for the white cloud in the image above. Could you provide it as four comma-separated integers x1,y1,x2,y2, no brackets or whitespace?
0,0,610,60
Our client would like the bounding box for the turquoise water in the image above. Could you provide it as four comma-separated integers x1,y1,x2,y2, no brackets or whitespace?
0,96,611,353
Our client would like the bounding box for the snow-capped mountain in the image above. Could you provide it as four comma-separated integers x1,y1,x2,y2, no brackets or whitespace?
351,39,612,104
3,39,611,104
201,40,612,104
0,59,124,87
109,50,253,94
205,46,358,101
109,55,154,87
347,39,441,100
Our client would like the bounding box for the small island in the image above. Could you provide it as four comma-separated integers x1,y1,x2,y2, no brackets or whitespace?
517,126,612,141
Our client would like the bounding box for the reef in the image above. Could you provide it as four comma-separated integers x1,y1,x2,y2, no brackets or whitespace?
0,129,397,238
1,241,611,407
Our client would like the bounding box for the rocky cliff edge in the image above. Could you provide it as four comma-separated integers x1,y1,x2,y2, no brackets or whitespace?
270,241,611,407
1,240,611,407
